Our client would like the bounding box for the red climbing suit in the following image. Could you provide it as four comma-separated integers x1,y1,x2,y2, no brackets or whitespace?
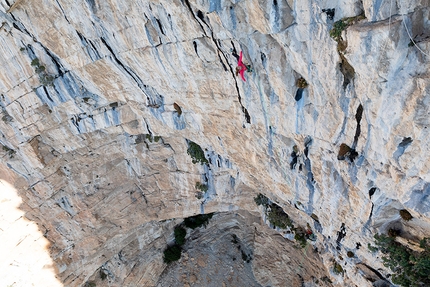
237,51,247,82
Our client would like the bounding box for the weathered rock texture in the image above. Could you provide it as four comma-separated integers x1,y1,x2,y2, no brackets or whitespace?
0,0,429,286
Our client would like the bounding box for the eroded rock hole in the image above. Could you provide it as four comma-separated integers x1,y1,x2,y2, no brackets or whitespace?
192,41,198,55
173,103,182,116
369,187,377,199
197,10,205,22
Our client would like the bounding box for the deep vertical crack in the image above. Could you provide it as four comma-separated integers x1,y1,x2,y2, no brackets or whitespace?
100,37,154,106
351,104,363,149
181,0,251,124
55,0,70,23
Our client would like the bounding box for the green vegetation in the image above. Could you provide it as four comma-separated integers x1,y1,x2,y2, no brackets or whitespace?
329,14,365,52
330,20,349,41
370,234,430,286
187,140,208,165
2,144,15,158
254,193,269,207
195,182,208,199
347,251,355,258
1,107,13,123
195,182,208,192
84,282,96,287
294,231,307,248
145,134,162,143
399,209,413,221
254,193,313,248
2,113,12,123
163,214,215,264
174,226,186,246
30,57,54,86
388,228,401,238
100,269,107,280
184,213,214,229
333,262,344,275
163,244,182,264
266,204,293,230
296,77,308,88
368,242,379,253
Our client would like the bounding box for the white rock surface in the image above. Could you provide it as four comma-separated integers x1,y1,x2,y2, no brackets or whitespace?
0,0,429,286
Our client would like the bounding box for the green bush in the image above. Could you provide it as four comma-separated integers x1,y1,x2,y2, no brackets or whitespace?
296,77,308,88
347,251,355,258
294,232,307,248
30,57,54,86
371,234,430,286
163,245,182,263
187,141,208,164
145,134,162,143
266,204,293,229
330,20,348,40
329,14,365,51
184,213,214,229
100,269,107,280
368,243,378,253
187,141,209,164
333,262,344,275
195,182,208,192
254,193,269,207
2,144,15,158
174,226,186,246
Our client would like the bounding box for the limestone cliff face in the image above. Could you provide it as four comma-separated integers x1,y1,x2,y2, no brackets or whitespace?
0,0,429,286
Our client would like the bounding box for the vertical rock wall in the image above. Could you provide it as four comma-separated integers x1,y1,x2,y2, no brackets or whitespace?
0,0,429,286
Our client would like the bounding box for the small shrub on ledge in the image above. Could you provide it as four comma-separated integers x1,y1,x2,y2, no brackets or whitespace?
254,193,269,207
174,226,186,246
187,140,208,165
195,182,208,192
296,77,309,88
333,262,344,275
163,245,182,264
183,213,214,229
266,204,293,230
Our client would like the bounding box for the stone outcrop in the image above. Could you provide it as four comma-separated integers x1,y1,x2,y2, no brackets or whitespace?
1,0,429,286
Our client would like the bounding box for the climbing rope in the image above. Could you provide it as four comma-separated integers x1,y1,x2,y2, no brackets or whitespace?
402,14,430,57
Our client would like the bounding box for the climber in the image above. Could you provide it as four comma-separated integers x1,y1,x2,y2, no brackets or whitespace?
237,51,247,82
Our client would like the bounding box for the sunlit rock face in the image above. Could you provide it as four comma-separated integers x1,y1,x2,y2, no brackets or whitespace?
0,0,429,286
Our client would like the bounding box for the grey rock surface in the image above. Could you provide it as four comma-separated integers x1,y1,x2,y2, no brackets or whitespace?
0,0,429,286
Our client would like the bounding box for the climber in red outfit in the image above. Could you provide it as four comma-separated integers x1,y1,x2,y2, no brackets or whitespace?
236,51,247,82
